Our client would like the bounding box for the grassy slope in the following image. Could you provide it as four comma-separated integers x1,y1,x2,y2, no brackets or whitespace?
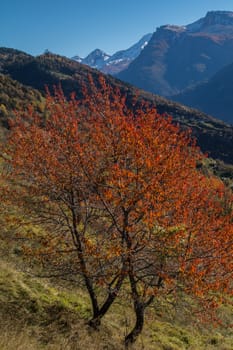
0,241,233,350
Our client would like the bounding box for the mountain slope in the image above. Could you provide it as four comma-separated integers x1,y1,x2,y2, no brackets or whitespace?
0,73,44,142
101,33,152,74
172,60,233,125
117,11,233,97
0,47,233,165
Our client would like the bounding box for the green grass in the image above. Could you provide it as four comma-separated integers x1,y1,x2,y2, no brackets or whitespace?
0,259,123,349
0,256,233,350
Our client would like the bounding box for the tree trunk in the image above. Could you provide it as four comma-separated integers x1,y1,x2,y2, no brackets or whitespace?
88,293,117,330
125,301,144,346
88,274,125,329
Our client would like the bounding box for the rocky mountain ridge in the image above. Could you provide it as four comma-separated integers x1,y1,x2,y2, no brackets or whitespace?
117,11,233,97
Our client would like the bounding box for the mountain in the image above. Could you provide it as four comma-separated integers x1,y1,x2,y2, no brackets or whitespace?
72,33,152,74
172,60,233,125
71,54,82,63
101,33,152,74
0,47,233,167
117,11,233,97
80,49,111,69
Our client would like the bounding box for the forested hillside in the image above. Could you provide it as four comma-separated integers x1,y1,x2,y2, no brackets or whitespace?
0,48,233,167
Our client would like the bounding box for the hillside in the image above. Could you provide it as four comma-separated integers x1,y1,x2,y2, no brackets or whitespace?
0,74,44,125
1,252,233,349
0,47,233,167
1,256,233,350
172,61,233,125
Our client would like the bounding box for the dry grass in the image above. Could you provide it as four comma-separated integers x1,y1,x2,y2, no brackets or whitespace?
0,219,232,349
0,324,43,350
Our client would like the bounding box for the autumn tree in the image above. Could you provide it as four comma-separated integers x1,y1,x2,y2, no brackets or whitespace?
1,77,232,345
79,80,233,344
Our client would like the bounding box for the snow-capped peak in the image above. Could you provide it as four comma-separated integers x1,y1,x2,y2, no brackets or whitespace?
82,49,111,69
72,55,83,63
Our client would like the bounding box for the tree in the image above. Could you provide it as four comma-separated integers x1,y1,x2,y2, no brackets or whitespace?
2,77,232,345
79,81,233,344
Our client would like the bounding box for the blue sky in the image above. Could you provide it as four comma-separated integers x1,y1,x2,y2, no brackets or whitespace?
2,0,233,58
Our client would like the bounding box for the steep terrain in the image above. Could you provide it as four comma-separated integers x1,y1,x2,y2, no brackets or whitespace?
117,11,233,96
172,60,233,125
101,33,152,74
